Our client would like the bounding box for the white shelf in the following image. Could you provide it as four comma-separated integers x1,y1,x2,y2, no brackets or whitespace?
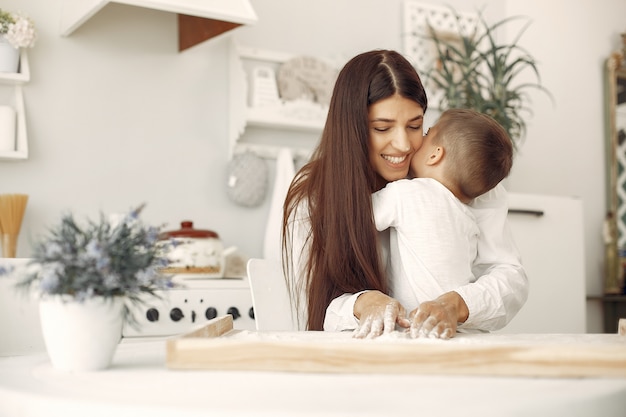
246,105,326,132
60,0,258,36
229,42,327,159
0,50,29,161
233,142,312,160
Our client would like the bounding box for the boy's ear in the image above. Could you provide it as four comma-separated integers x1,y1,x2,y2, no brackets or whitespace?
426,146,444,166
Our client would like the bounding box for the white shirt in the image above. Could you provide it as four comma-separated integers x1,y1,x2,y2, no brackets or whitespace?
287,183,529,332
371,177,479,315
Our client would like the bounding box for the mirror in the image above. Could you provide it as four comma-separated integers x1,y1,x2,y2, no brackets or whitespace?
605,50,626,294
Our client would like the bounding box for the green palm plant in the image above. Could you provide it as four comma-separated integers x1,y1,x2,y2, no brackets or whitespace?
421,8,552,149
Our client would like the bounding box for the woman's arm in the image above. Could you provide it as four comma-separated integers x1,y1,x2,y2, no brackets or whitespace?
457,183,529,330
407,183,527,337
325,290,410,335
324,293,362,331
324,186,413,335
284,200,311,330
289,219,379,332
286,200,366,331
287,194,407,333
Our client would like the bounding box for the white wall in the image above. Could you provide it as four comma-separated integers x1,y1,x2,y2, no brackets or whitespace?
1,0,624,332
0,1,264,255
501,0,626,332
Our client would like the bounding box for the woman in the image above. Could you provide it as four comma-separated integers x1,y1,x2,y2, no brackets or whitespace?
281,49,528,338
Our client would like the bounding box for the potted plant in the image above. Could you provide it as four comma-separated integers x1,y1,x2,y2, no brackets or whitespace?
0,8,36,73
416,7,552,148
7,204,172,371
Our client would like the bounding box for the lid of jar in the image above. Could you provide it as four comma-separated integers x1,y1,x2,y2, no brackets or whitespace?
159,221,219,239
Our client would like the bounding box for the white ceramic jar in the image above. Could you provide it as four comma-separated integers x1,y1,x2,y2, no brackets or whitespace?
158,221,235,278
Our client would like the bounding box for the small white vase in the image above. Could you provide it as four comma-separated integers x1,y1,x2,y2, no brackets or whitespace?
0,36,19,73
39,295,125,372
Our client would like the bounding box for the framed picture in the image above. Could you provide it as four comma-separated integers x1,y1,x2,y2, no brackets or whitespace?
402,1,477,109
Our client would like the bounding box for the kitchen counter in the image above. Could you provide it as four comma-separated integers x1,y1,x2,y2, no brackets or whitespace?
1,338,626,417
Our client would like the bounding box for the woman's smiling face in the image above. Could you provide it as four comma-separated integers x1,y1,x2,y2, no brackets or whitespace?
368,94,425,187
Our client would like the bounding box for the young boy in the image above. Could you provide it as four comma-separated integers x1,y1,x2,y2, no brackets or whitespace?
371,108,514,336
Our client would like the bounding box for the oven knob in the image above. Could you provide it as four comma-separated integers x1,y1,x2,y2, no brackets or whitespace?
248,307,255,319
146,308,159,322
170,307,184,322
205,307,218,320
227,307,241,320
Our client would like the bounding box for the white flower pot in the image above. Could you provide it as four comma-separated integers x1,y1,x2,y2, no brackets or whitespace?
0,36,19,73
39,295,125,372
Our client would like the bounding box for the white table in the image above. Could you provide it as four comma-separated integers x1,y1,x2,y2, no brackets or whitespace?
1,338,626,417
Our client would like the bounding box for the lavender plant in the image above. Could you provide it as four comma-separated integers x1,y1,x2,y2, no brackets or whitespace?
14,204,172,325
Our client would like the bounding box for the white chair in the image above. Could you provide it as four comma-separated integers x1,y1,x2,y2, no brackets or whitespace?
246,258,297,331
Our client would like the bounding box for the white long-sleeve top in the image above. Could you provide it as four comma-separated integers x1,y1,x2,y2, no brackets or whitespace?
372,178,480,317
286,182,529,332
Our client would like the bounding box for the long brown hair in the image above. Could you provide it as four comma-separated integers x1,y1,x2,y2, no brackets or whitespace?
282,50,428,330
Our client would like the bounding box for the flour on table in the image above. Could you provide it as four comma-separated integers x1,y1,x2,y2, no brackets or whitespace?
221,330,625,347
224,329,447,344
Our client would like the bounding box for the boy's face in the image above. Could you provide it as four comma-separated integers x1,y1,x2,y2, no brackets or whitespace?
410,122,441,177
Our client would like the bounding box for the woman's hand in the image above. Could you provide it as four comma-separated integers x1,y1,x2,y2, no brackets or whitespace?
409,291,469,339
353,291,410,338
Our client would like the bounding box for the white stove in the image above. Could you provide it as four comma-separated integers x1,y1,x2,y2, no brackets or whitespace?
0,257,257,356
122,275,256,338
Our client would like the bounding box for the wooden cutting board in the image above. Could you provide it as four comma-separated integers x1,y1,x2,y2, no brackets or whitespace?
165,315,626,378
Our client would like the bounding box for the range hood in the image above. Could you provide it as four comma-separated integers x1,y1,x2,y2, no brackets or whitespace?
60,0,258,51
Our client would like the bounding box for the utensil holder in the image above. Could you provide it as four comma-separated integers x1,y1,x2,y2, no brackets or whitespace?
1,234,18,258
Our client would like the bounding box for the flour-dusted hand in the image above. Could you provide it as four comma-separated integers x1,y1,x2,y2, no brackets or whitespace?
409,301,456,339
353,291,410,339
409,291,469,339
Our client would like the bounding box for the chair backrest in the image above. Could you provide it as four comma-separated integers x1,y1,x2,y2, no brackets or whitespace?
246,258,298,331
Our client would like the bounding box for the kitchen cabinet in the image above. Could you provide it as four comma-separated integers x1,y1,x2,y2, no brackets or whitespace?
228,42,328,159
0,50,29,161
499,193,586,333
60,0,257,51
587,294,626,333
